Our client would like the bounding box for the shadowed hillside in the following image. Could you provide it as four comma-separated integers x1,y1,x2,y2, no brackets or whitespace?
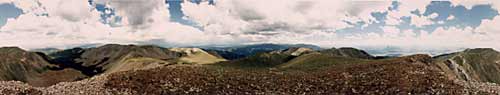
0,47,53,82
0,47,86,87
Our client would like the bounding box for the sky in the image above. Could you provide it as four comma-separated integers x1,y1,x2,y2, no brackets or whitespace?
0,0,500,53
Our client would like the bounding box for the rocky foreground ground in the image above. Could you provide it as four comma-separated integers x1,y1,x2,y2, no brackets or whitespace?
1,63,500,95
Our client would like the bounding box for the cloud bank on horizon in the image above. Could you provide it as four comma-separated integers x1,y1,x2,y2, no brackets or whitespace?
0,0,500,51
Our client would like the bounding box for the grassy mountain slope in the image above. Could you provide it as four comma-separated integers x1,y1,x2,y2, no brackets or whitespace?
434,48,500,83
47,44,182,75
279,53,370,70
0,47,52,82
169,48,227,64
319,47,374,59
220,47,375,68
104,57,170,74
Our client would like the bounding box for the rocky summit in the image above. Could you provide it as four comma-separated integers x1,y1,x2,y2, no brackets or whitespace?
1,44,500,94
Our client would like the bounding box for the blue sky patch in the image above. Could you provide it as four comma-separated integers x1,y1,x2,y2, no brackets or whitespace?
0,3,22,28
423,1,498,28
337,1,498,36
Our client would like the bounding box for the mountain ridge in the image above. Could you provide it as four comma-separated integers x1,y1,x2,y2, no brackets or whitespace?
433,48,500,84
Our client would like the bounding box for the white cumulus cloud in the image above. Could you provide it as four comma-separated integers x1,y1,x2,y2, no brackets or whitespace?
181,0,392,45
0,0,220,49
0,0,500,53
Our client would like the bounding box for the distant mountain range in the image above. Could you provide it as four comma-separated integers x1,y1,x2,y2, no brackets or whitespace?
31,44,469,59
1,44,500,94
361,46,466,57
201,43,322,60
